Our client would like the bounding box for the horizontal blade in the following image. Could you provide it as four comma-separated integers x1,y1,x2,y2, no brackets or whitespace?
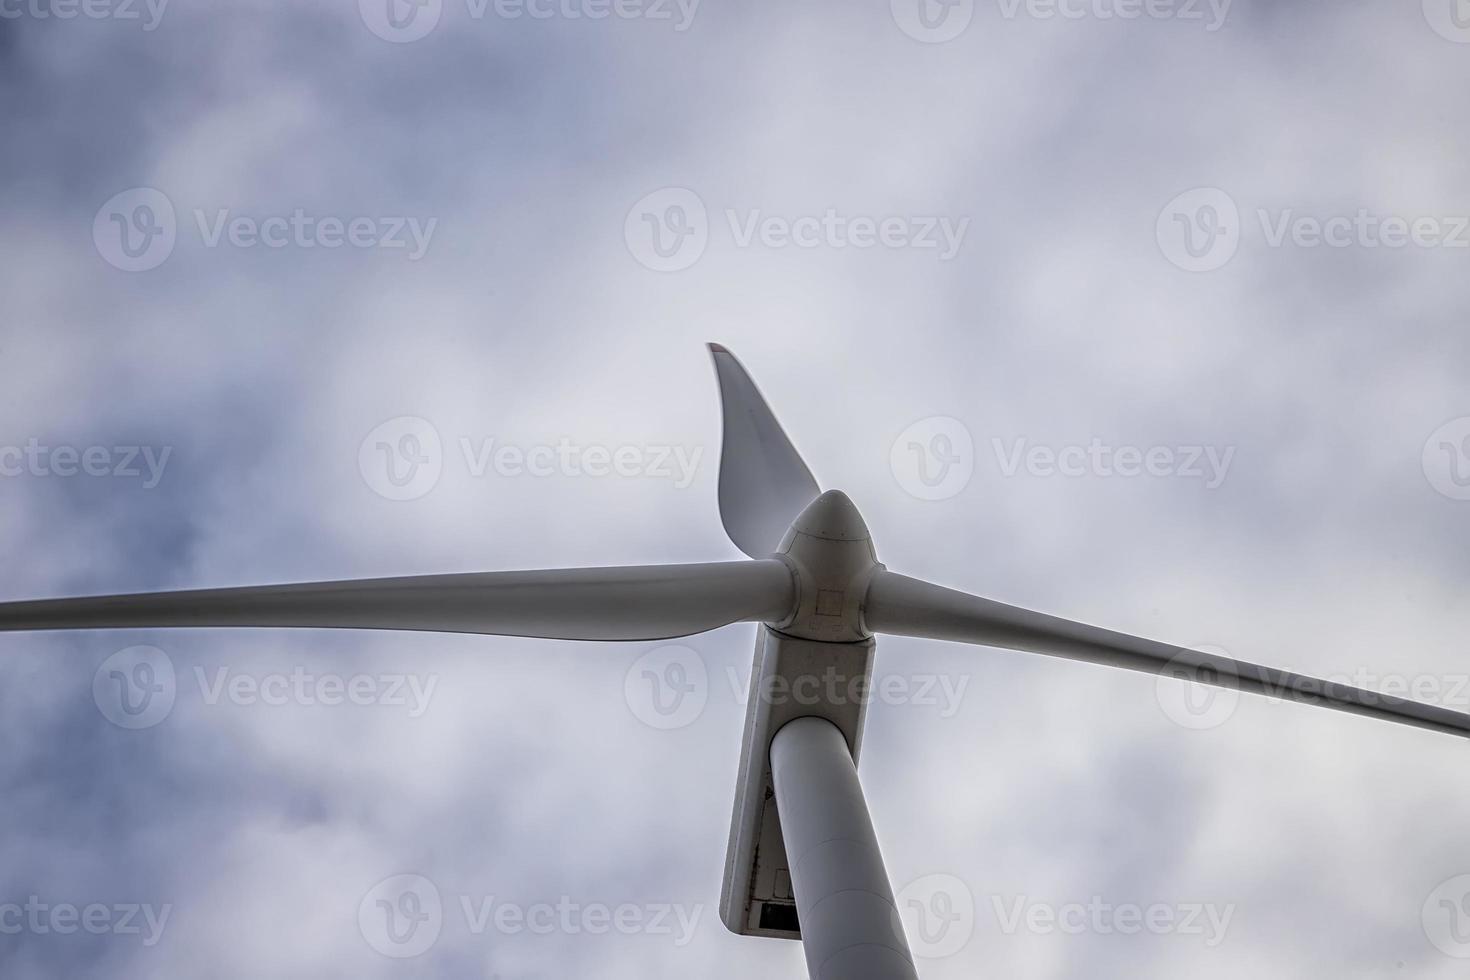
0,560,796,642
708,343,820,558
864,570,1470,740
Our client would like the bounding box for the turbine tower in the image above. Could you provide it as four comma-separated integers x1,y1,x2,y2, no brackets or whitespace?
2,345,1467,979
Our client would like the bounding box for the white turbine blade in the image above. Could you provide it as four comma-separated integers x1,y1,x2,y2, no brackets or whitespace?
0,560,796,642
864,570,1470,739
708,343,820,558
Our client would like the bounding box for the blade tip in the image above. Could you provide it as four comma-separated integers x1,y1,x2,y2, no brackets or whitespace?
707,342,730,355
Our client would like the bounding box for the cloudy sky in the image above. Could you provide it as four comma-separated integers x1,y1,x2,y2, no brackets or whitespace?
3,0,1470,976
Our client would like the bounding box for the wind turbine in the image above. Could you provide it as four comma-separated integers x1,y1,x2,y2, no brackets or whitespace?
3,344,1466,979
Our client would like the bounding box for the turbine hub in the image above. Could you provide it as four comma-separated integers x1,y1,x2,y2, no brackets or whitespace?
771,490,882,643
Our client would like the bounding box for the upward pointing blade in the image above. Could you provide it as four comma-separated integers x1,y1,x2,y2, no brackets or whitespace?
0,561,797,642
708,344,820,558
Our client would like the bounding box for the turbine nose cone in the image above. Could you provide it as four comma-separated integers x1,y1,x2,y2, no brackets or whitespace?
791,490,870,542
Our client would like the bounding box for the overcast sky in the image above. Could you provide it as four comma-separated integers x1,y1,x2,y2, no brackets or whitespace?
3,0,1470,977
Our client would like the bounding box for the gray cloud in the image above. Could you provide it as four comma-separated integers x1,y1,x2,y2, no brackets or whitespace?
3,0,1470,976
